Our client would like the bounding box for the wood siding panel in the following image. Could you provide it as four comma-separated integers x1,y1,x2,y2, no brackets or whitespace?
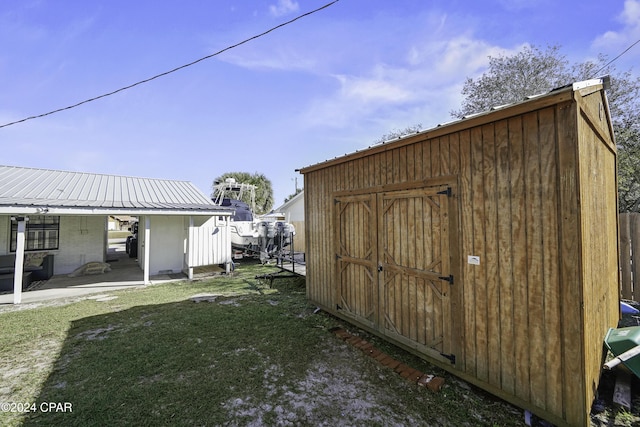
448,132,463,362
440,135,451,177
620,214,632,298
423,138,432,179
431,137,441,177
406,144,416,182
459,129,475,376
495,118,515,396
631,215,640,299
414,142,424,182
523,110,546,409
620,213,640,301
482,123,501,388
508,115,530,403
556,101,584,425
576,91,620,423
539,107,562,416
470,126,488,382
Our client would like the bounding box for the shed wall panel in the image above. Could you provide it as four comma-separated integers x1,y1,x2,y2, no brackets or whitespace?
508,115,530,403
495,118,515,396
470,125,488,382
539,107,563,415
576,90,620,417
459,129,475,376
556,101,586,424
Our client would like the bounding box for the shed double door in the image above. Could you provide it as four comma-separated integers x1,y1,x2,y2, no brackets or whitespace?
335,185,454,362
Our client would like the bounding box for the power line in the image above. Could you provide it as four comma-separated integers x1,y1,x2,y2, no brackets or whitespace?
0,0,340,129
594,37,640,77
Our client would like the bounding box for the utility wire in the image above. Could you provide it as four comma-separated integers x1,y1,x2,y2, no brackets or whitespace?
0,0,340,129
594,37,640,76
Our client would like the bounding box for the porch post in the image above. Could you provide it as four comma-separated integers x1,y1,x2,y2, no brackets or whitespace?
13,216,28,304
225,216,232,274
187,216,194,280
143,216,151,284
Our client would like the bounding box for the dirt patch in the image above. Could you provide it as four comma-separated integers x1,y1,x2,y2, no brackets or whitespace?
221,341,433,426
0,339,61,405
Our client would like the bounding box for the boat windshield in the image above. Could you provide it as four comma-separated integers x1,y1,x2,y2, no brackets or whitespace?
222,199,254,222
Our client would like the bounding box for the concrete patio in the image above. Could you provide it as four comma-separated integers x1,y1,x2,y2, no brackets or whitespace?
0,239,187,306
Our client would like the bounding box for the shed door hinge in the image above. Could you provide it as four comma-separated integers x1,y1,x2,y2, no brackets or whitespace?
437,187,452,197
439,275,454,285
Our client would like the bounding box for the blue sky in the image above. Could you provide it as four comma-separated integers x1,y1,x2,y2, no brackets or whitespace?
1,0,638,206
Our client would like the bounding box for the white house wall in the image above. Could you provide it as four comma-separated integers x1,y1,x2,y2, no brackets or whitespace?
138,216,185,275
278,198,305,253
57,216,106,274
0,215,106,275
284,198,305,222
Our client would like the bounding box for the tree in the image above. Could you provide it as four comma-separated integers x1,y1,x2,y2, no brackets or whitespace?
284,187,303,203
451,44,640,211
212,172,274,215
373,124,423,144
451,45,571,118
617,125,640,211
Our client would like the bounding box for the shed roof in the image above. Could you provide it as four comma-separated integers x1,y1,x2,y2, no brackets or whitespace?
0,165,230,216
298,77,612,174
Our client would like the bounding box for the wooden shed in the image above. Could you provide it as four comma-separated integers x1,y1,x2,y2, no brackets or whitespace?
298,78,619,427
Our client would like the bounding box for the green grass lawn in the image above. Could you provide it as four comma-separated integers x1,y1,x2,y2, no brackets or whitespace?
0,261,523,426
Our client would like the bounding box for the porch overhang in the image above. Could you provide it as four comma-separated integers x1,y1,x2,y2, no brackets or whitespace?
0,205,232,217
1,207,232,304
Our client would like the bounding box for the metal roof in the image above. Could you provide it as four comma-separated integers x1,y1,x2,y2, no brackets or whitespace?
0,165,230,215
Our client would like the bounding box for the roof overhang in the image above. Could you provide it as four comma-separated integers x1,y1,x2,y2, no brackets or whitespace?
0,205,233,217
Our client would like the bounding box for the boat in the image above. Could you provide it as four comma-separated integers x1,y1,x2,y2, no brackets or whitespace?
212,178,295,262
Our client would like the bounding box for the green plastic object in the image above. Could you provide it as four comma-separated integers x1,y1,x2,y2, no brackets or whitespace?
605,326,640,378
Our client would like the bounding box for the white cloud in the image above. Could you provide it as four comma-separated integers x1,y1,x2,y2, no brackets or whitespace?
407,36,517,80
301,33,519,131
220,46,316,71
269,0,299,17
592,0,640,52
335,68,412,104
620,0,640,29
